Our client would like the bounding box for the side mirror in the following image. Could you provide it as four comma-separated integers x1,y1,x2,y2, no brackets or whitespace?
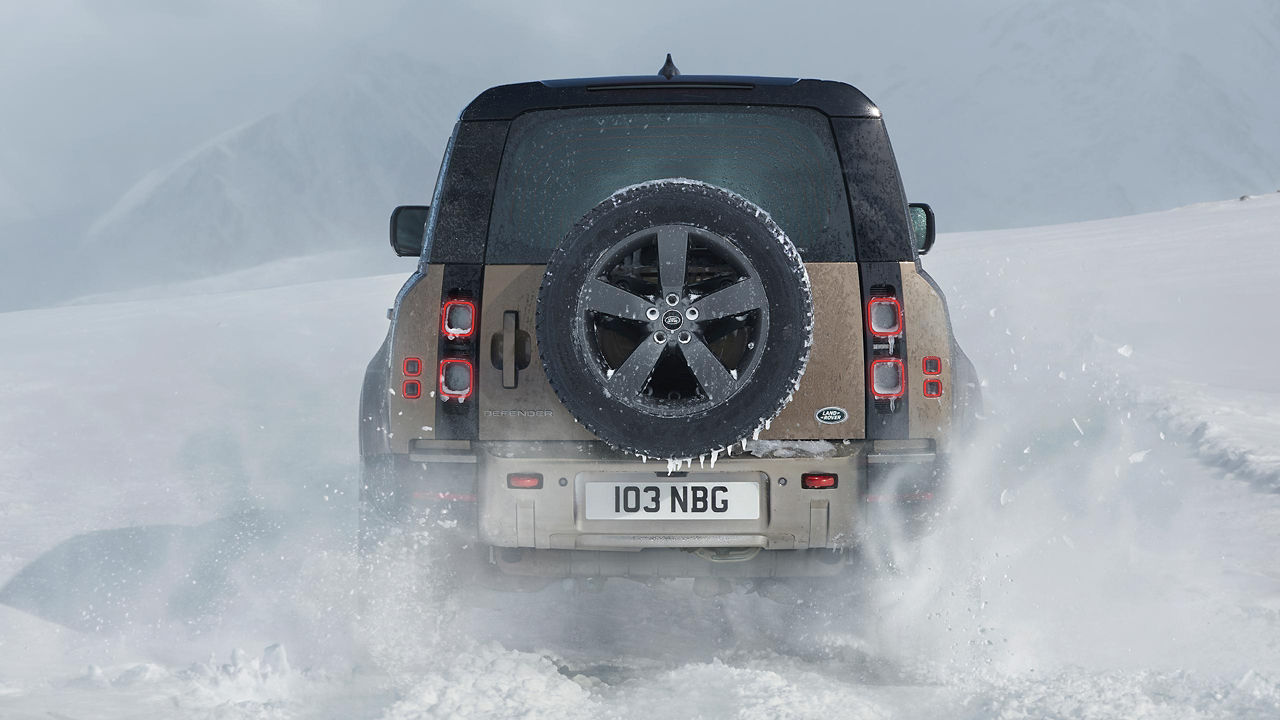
390,205,430,257
908,203,936,255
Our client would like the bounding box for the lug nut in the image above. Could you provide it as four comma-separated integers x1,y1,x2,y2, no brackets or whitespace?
646,307,660,320
654,332,667,344
678,331,692,344
665,293,680,306
685,307,699,320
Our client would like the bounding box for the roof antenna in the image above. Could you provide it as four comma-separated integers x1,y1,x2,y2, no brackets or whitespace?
658,53,680,79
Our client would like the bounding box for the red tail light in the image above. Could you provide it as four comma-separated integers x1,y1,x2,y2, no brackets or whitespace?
402,379,422,399
507,473,543,489
438,358,474,401
801,473,838,489
866,297,902,337
441,299,476,339
403,356,422,376
869,357,905,399
923,379,943,398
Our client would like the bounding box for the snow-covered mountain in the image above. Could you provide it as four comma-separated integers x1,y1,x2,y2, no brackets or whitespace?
879,0,1280,229
70,2,1280,295
82,54,469,290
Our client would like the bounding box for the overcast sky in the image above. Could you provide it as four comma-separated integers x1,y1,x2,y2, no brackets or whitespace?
3,0,1277,310
0,0,998,225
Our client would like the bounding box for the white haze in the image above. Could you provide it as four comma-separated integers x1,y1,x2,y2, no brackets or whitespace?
2,2,1279,716
3,1,1280,309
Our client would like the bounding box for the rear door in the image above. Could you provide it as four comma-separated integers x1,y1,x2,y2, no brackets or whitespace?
478,265,594,441
476,103,869,444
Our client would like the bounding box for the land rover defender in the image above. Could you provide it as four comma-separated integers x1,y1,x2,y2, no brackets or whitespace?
359,58,979,585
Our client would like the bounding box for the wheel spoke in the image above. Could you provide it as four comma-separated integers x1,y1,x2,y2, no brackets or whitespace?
583,278,653,320
691,278,765,321
680,334,736,403
609,337,666,398
657,226,689,297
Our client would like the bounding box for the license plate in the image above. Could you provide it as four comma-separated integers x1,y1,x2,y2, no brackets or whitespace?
583,481,760,520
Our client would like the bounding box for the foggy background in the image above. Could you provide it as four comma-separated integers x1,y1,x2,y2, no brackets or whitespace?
3,3,1280,715
3,0,1279,310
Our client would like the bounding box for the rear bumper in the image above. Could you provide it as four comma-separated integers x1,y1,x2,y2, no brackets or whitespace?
474,440,935,555
364,439,942,579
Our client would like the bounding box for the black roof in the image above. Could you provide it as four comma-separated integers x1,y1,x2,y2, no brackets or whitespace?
460,74,881,121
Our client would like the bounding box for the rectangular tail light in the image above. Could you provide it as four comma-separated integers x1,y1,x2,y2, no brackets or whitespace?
403,356,422,376
801,473,838,489
869,357,905,399
507,473,543,489
866,297,902,337
441,299,476,339
438,358,474,401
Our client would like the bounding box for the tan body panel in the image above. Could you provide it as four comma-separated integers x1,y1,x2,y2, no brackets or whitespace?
901,261,953,452
478,265,594,441
387,265,443,453
479,263,866,443
391,262,943,450
762,262,865,440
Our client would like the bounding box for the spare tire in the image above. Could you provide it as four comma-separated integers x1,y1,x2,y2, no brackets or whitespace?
537,180,813,458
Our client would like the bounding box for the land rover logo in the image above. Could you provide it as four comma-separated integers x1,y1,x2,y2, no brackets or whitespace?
815,406,848,425
661,309,683,329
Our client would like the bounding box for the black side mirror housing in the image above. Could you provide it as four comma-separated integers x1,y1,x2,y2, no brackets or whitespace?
390,205,430,257
908,203,936,255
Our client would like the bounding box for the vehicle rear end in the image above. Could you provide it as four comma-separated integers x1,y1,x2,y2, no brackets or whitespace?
360,75,978,581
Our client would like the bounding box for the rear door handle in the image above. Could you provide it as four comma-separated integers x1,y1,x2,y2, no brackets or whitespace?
502,311,518,388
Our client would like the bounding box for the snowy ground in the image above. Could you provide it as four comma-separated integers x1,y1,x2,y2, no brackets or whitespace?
1,193,1278,718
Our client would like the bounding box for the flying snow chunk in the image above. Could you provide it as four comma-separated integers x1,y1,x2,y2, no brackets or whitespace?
1128,449,1151,464
1117,344,1134,357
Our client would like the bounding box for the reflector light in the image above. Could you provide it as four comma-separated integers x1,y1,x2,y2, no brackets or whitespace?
924,379,943,398
438,358,474,400
403,357,422,376
402,379,422,399
922,356,941,375
801,473,838,489
442,299,476,339
869,357,905,399
507,473,543,489
866,297,902,337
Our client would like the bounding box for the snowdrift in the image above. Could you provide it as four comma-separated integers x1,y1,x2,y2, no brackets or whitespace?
1,194,1278,717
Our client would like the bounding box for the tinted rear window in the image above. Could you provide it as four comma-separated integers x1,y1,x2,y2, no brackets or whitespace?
486,106,855,263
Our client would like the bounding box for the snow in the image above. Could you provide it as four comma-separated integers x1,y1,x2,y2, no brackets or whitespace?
2,193,1280,717
746,440,837,459
75,53,465,298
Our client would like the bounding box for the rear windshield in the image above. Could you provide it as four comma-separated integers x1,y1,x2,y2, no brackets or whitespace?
486,105,855,263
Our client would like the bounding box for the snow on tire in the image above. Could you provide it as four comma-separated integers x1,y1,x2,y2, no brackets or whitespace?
537,179,813,459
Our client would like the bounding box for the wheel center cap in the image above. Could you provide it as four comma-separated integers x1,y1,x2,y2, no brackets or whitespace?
661,309,684,330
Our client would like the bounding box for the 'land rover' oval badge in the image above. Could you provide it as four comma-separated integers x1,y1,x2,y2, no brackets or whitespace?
815,406,848,425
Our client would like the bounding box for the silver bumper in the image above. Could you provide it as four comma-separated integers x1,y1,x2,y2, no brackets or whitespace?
476,445,877,552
